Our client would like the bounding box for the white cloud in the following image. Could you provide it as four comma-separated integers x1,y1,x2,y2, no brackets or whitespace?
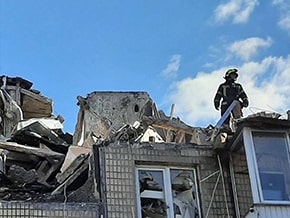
227,37,272,61
214,0,259,24
161,54,181,78
272,0,290,33
166,55,290,127
278,15,290,32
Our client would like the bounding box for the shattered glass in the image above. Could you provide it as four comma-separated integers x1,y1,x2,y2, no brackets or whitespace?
138,168,200,218
138,170,167,217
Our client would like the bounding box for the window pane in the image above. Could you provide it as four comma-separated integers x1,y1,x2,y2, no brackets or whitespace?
170,169,199,217
253,132,290,201
138,170,167,217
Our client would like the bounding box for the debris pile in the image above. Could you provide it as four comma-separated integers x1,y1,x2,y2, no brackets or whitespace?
0,76,221,203
72,92,218,147
0,76,92,202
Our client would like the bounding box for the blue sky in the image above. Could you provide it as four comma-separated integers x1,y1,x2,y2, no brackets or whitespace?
0,0,289,133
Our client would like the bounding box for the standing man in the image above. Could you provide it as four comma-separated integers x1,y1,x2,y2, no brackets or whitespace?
214,68,249,128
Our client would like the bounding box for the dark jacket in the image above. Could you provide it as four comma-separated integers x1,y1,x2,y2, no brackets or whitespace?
214,79,248,110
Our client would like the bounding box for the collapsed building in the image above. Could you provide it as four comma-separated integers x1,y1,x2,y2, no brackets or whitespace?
0,75,290,218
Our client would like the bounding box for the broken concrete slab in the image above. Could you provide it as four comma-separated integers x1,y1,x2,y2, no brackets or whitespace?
52,154,90,195
0,141,64,184
0,141,64,160
5,150,41,170
7,165,38,186
16,118,64,131
57,152,90,184
11,120,70,154
59,145,91,174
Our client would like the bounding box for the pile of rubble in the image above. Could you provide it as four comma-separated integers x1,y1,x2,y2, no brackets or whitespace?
0,75,220,203
0,76,93,202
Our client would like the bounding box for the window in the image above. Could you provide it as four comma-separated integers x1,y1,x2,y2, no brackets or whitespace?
249,131,290,203
136,167,200,218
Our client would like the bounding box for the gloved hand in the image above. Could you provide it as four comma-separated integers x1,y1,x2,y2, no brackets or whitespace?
242,99,249,108
214,102,219,110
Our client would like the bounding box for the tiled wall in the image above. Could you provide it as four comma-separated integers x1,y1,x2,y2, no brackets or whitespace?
100,143,236,218
0,202,100,218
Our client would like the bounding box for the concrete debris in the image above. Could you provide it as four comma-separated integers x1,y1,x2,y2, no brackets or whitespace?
0,75,227,203
52,154,89,195
11,120,70,154
0,76,94,203
59,145,91,174
56,153,89,184
73,91,222,146
0,141,65,183
7,165,38,185
247,111,281,119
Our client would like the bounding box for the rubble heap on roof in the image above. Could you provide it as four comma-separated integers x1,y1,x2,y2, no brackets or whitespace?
0,75,224,203
1,75,290,217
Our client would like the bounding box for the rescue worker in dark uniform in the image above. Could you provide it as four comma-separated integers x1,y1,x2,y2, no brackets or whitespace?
214,68,249,127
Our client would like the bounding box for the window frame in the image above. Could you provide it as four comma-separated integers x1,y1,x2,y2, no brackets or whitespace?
243,128,290,204
135,165,201,218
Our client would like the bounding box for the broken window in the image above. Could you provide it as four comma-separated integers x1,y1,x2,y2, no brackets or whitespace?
136,167,200,218
249,131,290,203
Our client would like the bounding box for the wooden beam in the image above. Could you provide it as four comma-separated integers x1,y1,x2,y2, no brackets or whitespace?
142,116,195,135
20,88,52,104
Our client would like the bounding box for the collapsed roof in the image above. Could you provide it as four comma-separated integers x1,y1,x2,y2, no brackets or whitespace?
0,75,289,204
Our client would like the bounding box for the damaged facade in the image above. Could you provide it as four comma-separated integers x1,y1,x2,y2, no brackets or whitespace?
1,75,290,218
